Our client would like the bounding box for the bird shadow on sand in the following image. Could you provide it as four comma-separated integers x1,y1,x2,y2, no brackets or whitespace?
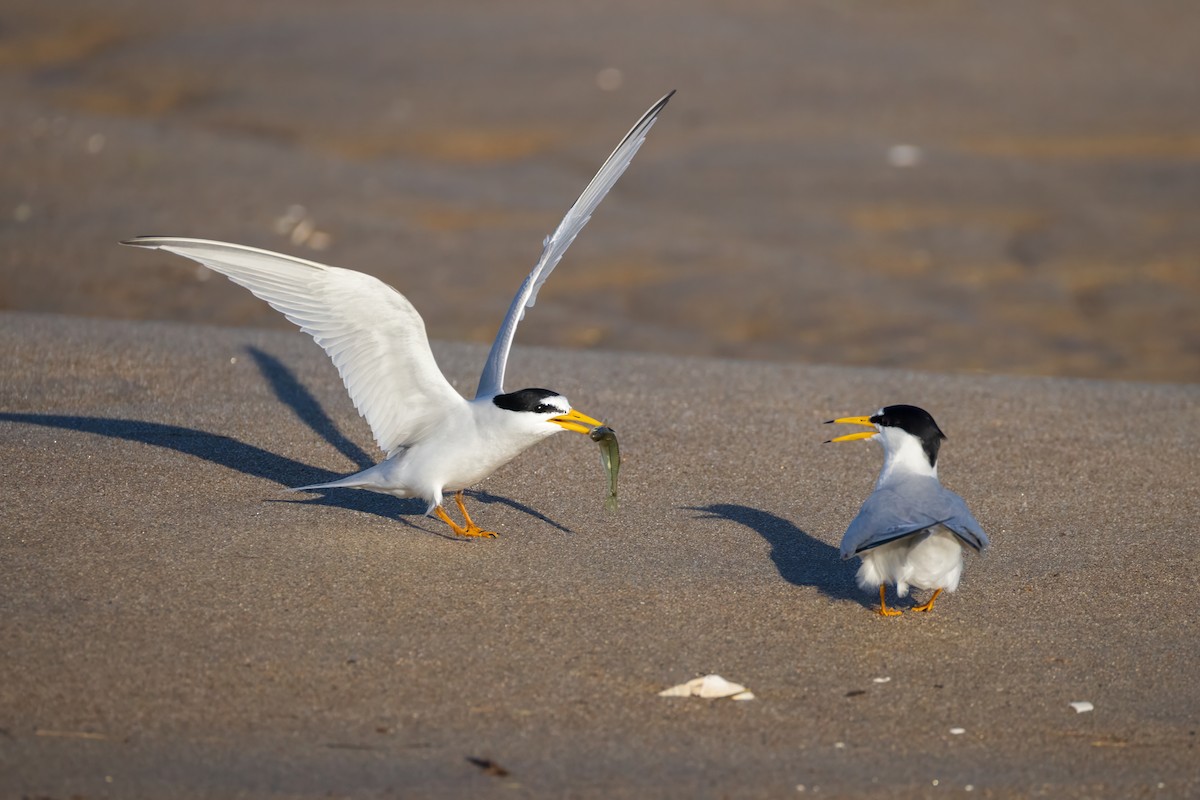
464,490,573,534
689,503,870,608
241,347,440,531
1,351,570,536
0,411,432,532
274,488,570,537
246,346,375,471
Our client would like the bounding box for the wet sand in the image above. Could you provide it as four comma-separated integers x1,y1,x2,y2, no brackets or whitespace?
1,0,1198,382
1,312,1198,797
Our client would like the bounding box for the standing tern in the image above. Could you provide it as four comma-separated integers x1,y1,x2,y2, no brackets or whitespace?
826,404,989,615
123,90,673,538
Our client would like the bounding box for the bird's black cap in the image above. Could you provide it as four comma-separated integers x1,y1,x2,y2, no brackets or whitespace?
492,388,563,414
871,404,946,466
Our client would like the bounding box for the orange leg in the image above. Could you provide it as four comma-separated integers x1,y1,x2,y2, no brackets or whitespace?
431,492,497,538
878,585,903,617
911,588,942,613
454,491,487,532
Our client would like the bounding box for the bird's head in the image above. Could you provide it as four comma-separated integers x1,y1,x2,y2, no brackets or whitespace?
491,388,604,439
825,404,946,474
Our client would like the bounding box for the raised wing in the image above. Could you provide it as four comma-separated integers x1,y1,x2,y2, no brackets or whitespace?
122,237,466,456
840,479,989,559
474,90,674,399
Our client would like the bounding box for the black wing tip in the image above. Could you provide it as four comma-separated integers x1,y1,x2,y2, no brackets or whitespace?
641,90,675,121
120,236,164,247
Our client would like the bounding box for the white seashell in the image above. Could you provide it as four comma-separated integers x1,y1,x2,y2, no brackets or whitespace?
1069,701,1094,713
730,691,755,701
657,682,695,697
658,674,749,699
696,674,747,698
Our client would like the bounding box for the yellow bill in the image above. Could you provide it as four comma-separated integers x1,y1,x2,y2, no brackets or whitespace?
824,415,879,443
550,408,604,434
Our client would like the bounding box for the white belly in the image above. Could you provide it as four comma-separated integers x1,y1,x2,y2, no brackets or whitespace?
300,398,563,513
339,426,543,511
856,525,965,596
353,446,485,496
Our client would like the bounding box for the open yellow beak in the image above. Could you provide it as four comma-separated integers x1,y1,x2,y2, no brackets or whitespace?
824,415,878,443
550,408,604,435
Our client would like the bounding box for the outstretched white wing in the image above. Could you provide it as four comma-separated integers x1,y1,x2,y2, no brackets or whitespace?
474,90,674,399
122,237,466,457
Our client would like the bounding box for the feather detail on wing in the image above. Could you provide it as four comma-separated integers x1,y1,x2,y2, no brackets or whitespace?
474,90,674,399
122,237,465,456
840,482,990,559
939,495,990,554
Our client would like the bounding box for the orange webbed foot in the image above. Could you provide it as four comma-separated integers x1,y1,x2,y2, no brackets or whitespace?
877,585,903,617
910,588,943,613
434,502,498,539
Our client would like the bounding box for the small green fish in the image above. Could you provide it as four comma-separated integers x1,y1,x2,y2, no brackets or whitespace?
589,425,620,514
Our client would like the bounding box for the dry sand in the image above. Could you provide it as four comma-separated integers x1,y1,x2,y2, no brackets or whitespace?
2,312,1197,797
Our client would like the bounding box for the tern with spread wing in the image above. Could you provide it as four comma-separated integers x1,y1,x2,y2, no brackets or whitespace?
123,91,673,538
826,404,989,615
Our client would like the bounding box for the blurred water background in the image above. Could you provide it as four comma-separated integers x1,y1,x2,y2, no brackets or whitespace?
3,0,1197,382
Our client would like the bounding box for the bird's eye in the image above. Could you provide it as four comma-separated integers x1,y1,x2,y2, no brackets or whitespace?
535,404,553,414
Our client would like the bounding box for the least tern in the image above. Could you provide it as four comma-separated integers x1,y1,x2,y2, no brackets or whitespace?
123,91,673,538
826,405,989,615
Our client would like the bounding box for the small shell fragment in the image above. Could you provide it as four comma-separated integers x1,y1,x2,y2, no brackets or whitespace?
274,204,333,251
949,727,966,735
1069,701,1094,713
887,143,922,168
658,674,749,699
872,676,891,684
596,67,623,92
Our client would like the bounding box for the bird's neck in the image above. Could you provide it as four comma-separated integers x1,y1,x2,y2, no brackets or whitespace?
876,434,938,487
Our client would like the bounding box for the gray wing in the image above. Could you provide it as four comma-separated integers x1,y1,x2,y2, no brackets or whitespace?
474,91,674,399
840,479,989,559
937,489,990,554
